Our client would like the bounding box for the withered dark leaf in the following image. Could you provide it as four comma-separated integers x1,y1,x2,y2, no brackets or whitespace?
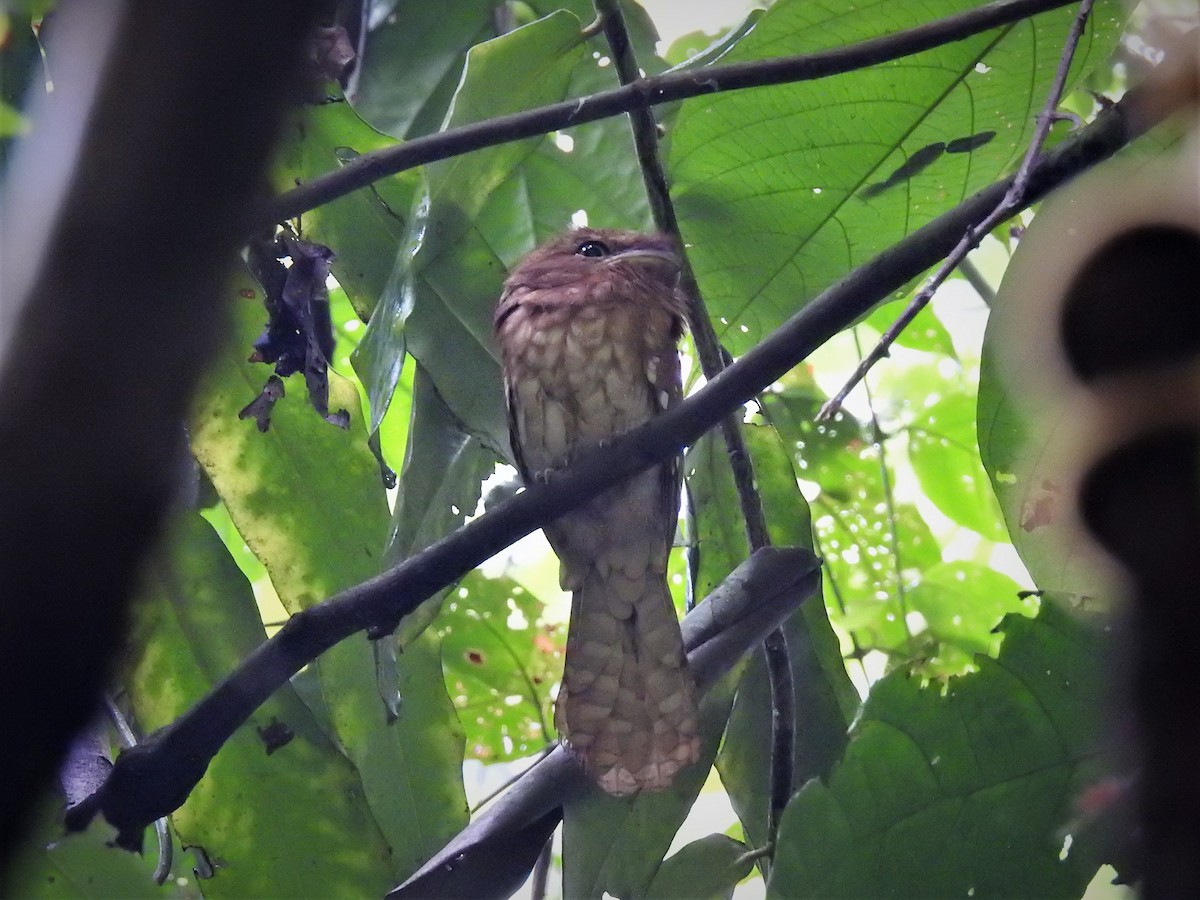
255,718,295,755
237,374,286,432
305,24,357,84
245,234,349,429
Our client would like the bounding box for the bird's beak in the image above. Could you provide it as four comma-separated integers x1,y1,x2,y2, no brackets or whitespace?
605,246,680,270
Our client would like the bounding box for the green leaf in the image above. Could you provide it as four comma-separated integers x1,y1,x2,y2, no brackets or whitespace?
908,393,1008,540
5,799,179,899
190,267,467,881
123,514,395,896
905,561,1033,675
668,0,1123,354
438,572,562,761
645,833,754,900
765,387,941,655
385,363,497,642
767,601,1106,899
347,0,496,139
976,185,1108,601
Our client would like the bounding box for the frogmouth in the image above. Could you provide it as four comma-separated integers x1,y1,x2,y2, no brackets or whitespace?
494,227,700,795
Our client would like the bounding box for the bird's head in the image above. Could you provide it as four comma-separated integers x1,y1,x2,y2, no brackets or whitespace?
497,228,685,323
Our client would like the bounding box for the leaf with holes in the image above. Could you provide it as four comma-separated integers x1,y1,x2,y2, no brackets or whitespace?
668,0,1124,354
437,571,562,762
765,387,941,656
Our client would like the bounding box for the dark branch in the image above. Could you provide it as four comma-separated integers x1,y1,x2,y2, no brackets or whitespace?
269,0,1081,223
68,80,1166,844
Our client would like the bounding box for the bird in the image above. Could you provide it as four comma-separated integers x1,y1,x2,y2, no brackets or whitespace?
494,227,701,795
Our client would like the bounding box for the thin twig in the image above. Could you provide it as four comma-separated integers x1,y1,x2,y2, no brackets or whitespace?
958,256,997,306
269,0,1082,224
820,0,1097,420
530,834,553,900
65,89,1165,843
104,696,173,885
595,0,794,844
733,842,775,868
851,330,909,648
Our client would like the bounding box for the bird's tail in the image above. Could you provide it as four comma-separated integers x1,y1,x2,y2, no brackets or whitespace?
555,562,700,794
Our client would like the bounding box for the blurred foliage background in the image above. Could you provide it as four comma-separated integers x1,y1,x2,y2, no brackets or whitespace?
3,0,1192,896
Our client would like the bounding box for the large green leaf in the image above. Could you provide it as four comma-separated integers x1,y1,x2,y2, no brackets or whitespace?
347,0,496,140
121,515,395,896
668,0,1123,354
189,267,467,881
767,601,1106,899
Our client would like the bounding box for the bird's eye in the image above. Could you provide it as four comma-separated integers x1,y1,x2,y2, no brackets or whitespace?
575,240,610,258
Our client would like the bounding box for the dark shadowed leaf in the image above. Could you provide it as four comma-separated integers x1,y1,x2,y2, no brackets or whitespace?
767,601,1108,899
5,798,185,899
347,0,496,140
381,363,497,641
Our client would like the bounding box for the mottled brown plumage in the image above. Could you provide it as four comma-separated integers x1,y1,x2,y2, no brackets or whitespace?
494,227,700,794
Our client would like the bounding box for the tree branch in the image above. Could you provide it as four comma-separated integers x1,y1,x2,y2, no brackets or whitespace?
268,0,1082,223
66,79,1169,845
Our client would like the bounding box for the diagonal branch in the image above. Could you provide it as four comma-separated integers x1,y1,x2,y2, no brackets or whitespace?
269,0,1083,224
65,80,1170,846
820,0,1097,419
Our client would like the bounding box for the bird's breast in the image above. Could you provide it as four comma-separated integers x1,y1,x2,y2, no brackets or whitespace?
501,300,661,474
